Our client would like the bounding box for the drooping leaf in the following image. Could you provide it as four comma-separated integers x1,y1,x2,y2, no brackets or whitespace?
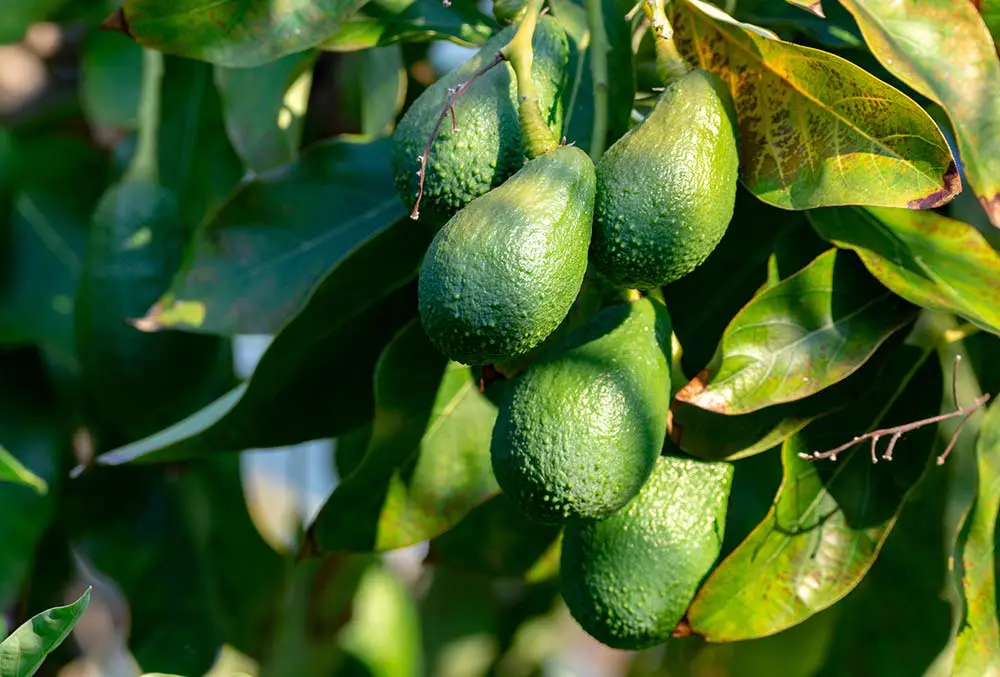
428,493,562,580
120,0,370,68
337,46,407,138
93,222,427,466
0,587,90,677
0,445,47,494
838,0,1000,227
668,0,959,211
550,0,635,154
307,320,499,553
675,249,916,415
214,51,317,172
141,138,408,335
688,338,942,641
158,56,244,233
951,398,1000,675
321,0,494,51
808,206,1000,337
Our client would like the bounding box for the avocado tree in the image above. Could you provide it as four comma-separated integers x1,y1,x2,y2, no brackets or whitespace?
1,0,999,675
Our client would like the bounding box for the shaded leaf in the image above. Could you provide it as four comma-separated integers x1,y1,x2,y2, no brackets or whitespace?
982,2,1000,47
675,249,915,415
321,0,494,51
0,445,47,494
214,51,317,172
808,206,1000,337
688,337,942,641
428,493,561,580
121,0,369,68
735,0,863,49
337,46,407,138
0,587,90,677
308,320,499,553
0,0,67,43
80,31,144,130
839,0,1000,227
669,0,959,210
951,398,1000,675
142,138,407,335
94,220,428,466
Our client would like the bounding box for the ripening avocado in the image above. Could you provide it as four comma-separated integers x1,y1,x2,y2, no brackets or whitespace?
418,144,595,366
560,453,733,650
592,68,739,288
490,296,671,523
391,18,569,223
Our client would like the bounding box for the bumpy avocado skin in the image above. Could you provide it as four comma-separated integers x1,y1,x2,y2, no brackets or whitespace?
391,18,569,224
418,145,595,366
592,69,738,288
561,454,733,650
490,297,672,523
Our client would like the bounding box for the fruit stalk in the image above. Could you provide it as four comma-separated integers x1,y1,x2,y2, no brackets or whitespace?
644,0,689,84
584,0,610,160
501,0,559,158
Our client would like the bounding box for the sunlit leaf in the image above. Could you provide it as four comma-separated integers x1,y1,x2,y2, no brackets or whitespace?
808,206,1000,337
838,0,1000,227
321,0,494,50
669,0,959,211
951,398,1000,675
93,222,427,466
0,445,47,494
675,249,915,415
214,51,317,172
787,0,824,17
120,0,369,68
688,339,941,641
307,320,499,553
0,587,90,677
141,138,408,335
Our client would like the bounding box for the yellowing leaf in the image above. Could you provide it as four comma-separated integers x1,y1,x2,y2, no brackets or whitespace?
669,0,959,211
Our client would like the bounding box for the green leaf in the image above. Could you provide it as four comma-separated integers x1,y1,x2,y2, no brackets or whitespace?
0,0,67,43
158,56,244,233
121,0,369,67
838,0,1000,227
80,31,144,130
141,138,408,335
951,398,1000,675
0,587,90,677
337,46,407,138
734,0,863,49
321,0,494,51
550,0,635,153
669,0,959,211
688,338,942,641
93,220,428,466
214,51,317,172
0,446,47,494
982,2,1000,47
808,206,1000,337
307,320,499,553
675,249,916,415
427,493,562,580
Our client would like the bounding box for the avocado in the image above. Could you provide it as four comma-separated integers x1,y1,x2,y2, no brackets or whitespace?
418,144,595,366
490,296,671,523
592,68,738,288
391,18,569,224
561,453,733,650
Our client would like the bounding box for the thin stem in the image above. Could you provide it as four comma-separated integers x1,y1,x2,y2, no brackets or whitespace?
410,53,507,220
502,0,558,158
643,0,688,84
584,0,610,160
126,48,164,184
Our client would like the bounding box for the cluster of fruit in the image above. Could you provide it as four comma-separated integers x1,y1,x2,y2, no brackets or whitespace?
391,13,740,650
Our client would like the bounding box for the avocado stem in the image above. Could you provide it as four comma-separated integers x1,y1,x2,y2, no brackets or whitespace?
410,52,508,220
125,48,164,185
644,0,689,84
584,0,610,160
502,0,559,159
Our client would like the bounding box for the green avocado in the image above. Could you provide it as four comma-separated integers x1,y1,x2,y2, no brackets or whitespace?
592,68,739,288
391,17,569,223
418,144,595,366
490,296,671,523
560,453,733,650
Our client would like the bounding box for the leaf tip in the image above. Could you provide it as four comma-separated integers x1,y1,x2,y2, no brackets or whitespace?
978,193,1000,228
134,298,207,332
99,8,132,37
907,160,961,210
674,370,729,413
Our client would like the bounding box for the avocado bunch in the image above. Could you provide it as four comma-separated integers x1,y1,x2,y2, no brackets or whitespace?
392,19,740,650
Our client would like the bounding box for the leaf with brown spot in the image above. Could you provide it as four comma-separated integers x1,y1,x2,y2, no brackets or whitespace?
675,249,915,415
839,0,1000,227
669,0,959,211
809,206,1000,337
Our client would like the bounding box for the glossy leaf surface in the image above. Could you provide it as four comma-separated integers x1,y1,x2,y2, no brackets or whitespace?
0,588,90,677
321,0,493,50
